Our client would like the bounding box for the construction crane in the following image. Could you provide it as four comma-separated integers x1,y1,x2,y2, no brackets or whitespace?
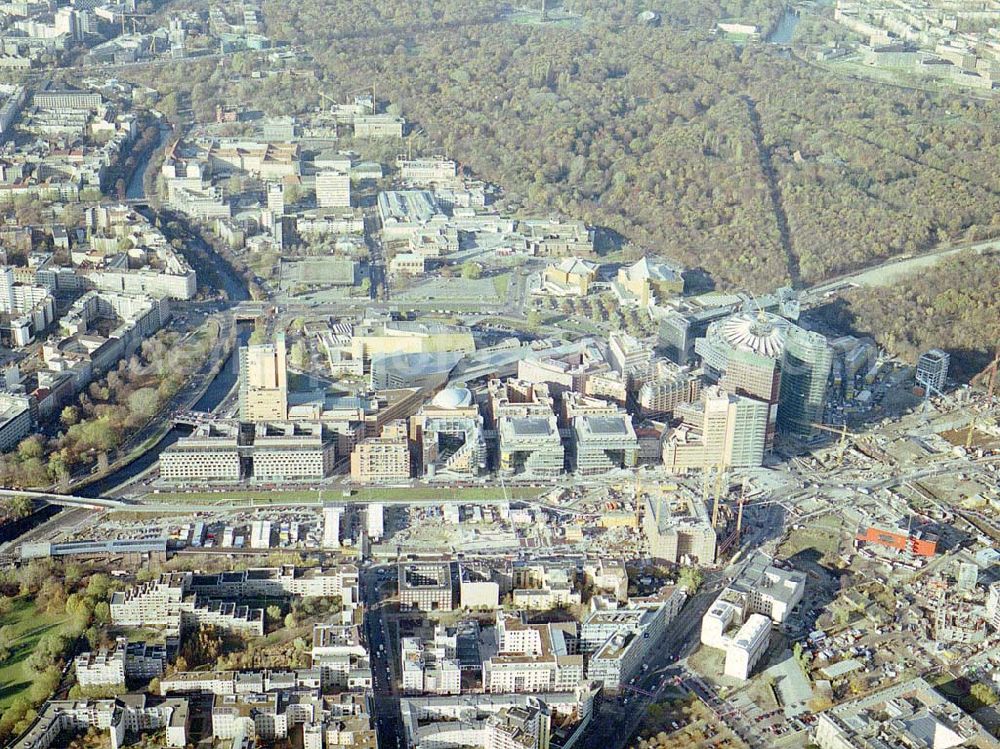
634,471,642,530
708,463,728,528
811,422,860,468
120,12,148,35
736,478,748,539
966,346,1000,450
317,91,338,112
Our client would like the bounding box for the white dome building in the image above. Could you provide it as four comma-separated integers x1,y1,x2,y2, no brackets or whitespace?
431,386,473,410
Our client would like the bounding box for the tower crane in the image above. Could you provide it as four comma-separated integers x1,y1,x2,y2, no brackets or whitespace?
810,422,861,468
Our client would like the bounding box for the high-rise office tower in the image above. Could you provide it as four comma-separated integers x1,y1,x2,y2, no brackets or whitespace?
0,266,15,312
663,385,769,472
238,332,288,421
315,170,351,208
695,311,788,450
777,327,833,438
267,182,285,215
916,348,950,396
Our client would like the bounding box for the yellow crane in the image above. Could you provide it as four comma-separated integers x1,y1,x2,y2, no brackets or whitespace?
811,422,860,467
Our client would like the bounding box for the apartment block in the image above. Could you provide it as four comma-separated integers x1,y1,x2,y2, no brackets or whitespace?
483,612,583,694
582,587,685,691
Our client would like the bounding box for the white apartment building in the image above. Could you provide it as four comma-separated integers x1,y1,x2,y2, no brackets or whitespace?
401,635,462,695
485,701,550,749
74,646,126,688
110,566,358,635
75,638,167,688
483,613,584,694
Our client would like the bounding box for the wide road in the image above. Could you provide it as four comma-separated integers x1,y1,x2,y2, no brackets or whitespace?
576,571,727,749
362,565,406,749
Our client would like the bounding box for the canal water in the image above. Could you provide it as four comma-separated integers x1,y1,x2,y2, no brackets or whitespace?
77,159,253,497
78,324,251,498
767,7,800,44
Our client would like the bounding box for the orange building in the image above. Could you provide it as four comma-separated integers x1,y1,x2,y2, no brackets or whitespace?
856,525,937,557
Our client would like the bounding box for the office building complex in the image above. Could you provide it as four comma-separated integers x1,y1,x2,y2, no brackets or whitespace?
643,491,717,565
316,170,351,208
239,333,288,421
498,415,564,477
637,361,702,419
663,386,768,472
350,419,411,482
159,422,334,483
570,414,639,475
777,327,833,438
700,555,804,681
412,388,487,479
399,562,454,612
695,311,832,443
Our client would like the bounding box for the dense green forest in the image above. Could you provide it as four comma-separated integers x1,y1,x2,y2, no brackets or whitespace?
130,0,1000,294
826,251,1000,378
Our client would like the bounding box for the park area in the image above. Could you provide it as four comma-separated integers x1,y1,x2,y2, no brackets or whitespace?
0,597,74,710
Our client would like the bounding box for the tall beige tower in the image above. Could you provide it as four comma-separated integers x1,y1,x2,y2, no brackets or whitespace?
239,332,288,421
663,385,768,473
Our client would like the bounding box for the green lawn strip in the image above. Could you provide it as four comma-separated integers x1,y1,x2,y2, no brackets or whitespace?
0,598,74,710
142,486,544,503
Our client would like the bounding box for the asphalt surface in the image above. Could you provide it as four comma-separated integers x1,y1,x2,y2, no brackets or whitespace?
362,565,407,749
576,572,727,749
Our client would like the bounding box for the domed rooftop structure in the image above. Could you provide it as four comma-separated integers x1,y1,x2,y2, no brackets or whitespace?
712,311,790,360
431,386,473,410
